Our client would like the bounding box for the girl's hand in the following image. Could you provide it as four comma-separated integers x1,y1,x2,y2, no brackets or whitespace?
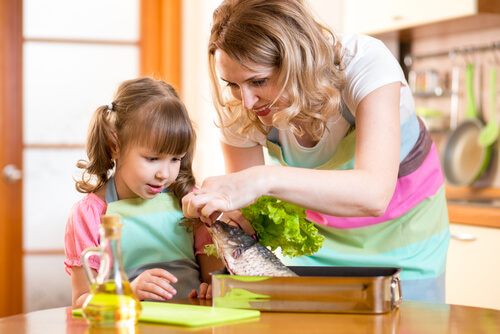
188,282,212,299
130,268,178,301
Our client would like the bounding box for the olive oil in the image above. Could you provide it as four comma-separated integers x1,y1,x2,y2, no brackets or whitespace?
81,215,142,327
83,281,141,327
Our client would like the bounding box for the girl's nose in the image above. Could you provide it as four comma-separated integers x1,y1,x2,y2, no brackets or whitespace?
240,87,259,110
156,165,169,180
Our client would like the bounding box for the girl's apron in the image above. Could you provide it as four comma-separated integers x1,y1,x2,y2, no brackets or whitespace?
104,177,201,298
265,106,450,303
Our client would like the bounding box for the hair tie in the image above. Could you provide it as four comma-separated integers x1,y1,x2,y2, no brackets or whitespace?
107,103,114,111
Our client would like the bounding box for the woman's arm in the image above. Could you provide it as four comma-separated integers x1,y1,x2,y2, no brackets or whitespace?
265,81,401,216
221,142,265,173
184,82,401,220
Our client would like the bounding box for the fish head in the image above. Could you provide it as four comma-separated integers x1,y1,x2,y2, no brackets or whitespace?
209,221,256,272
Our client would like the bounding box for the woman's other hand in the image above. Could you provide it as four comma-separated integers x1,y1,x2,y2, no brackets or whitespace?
217,210,256,236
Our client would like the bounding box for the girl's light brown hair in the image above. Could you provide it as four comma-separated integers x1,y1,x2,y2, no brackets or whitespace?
75,77,196,206
208,0,346,141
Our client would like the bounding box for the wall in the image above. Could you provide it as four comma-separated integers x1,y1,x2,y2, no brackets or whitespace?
22,0,140,312
407,25,500,188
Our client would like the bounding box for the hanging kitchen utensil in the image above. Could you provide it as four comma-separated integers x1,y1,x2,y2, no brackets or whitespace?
442,62,492,186
478,66,499,147
449,55,460,130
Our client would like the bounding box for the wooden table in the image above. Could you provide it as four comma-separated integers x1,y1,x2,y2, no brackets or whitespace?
1,299,499,334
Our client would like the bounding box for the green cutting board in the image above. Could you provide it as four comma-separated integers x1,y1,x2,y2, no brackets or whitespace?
73,301,260,327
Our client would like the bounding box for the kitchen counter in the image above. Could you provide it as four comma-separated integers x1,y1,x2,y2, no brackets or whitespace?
1,299,499,333
446,186,500,228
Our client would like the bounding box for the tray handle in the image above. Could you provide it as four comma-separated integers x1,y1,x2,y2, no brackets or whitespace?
391,276,402,309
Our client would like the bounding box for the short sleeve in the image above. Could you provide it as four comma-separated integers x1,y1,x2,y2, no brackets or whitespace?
193,225,213,256
64,193,107,275
217,110,267,148
341,34,406,113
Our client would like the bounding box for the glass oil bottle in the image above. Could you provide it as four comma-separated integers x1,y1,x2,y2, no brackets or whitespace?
81,215,142,327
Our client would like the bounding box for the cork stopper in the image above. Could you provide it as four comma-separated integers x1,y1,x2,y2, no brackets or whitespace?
100,215,123,238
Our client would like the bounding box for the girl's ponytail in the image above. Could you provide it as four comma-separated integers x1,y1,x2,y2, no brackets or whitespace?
75,105,116,193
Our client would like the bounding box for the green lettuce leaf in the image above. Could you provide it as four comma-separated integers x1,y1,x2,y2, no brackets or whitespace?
241,196,324,258
204,244,219,258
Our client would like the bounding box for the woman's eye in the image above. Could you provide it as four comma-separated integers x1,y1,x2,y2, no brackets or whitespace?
226,82,238,88
252,79,267,86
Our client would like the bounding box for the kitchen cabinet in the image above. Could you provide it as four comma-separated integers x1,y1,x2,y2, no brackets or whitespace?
343,0,500,35
446,223,500,310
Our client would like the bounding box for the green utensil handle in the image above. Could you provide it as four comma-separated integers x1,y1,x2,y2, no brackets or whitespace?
465,63,478,119
491,67,497,123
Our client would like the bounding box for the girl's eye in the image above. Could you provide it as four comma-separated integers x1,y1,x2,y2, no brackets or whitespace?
172,157,183,162
145,157,158,162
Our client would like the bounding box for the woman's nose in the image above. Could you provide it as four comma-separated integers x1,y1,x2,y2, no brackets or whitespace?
240,87,259,110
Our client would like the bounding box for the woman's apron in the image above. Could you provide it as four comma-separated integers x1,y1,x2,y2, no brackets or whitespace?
104,177,201,298
265,108,450,303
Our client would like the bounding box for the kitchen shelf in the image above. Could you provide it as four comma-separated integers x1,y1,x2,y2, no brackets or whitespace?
446,186,500,228
413,90,452,98
346,0,500,38
446,186,500,201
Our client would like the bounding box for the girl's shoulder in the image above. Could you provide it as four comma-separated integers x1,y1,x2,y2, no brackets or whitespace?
72,192,106,212
68,193,107,229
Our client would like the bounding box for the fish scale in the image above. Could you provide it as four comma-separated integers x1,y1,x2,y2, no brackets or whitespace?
209,221,297,277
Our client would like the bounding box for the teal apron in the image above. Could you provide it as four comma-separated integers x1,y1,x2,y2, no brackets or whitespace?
104,177,201,298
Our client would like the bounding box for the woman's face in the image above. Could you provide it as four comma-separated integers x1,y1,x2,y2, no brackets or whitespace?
215,49,288,126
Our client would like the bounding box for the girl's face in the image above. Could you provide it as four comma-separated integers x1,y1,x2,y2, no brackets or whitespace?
113,144,184,200
215,49,288,126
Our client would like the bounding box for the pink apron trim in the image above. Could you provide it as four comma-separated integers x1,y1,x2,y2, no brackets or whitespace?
306,143,444,229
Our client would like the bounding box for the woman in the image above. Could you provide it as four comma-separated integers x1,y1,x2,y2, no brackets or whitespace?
182,0,449,303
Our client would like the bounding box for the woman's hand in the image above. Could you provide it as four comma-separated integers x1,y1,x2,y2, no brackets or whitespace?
130,268,178,301
182,167,266,224
182,187,257,236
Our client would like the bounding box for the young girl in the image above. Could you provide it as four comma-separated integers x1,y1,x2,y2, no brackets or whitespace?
64,77,222,307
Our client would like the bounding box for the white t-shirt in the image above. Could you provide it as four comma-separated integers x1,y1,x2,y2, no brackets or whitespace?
219,34,418,168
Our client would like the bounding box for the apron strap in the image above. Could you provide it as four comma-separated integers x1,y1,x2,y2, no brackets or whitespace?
340,100,355,127
105,176,119,203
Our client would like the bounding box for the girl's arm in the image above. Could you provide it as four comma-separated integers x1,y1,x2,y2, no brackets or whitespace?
197,253,225,284
183,82,401,220
189,254,224,299
70,266,94,307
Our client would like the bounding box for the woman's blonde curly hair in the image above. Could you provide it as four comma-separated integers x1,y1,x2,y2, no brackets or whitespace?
208,0,346,142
